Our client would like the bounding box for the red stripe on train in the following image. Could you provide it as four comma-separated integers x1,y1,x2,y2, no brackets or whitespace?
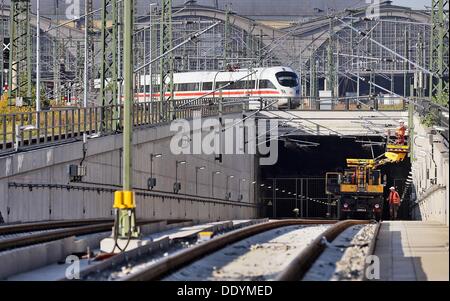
67,90,282,102
136,90,281,98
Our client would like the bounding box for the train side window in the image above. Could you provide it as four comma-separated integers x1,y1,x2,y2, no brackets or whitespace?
205,80,255,91
229,81,242,90
184,83,199,91
232,80,256,90
189,83,200,91
203,82,213,90
230,81,243,90
259,79,276,89
216,81,232,90
176,83,199,91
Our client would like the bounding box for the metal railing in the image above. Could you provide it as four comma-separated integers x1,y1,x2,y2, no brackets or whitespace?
0,94,418,155
297,96,407,111
0,98,247,155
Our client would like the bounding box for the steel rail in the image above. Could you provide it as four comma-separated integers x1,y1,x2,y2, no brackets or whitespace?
120,219,338,281
0,218,113,236
276,219,371,281
0,220,166,253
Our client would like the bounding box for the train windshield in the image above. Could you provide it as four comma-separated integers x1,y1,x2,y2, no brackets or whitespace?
275,71,299,87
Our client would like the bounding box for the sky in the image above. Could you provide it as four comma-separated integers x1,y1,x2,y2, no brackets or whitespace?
392,0,431,9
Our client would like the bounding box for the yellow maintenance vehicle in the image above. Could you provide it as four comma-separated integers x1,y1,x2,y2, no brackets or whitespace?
326,143,409,220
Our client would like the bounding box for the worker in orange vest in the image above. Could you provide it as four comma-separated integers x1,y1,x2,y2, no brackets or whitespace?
396,120,407,145
388,186,401,220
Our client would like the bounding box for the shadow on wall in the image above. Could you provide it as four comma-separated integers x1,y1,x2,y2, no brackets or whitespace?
410,183,422,220
0,211,4,224
376,230,428,281
412,203,423,221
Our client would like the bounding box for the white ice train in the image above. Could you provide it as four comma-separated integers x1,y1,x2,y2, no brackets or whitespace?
95,66,300,109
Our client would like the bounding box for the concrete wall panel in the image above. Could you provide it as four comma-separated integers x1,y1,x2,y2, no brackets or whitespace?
411,115,449,225
0,115,258,223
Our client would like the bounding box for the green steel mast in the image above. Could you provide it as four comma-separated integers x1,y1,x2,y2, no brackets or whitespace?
8,0,32,105
100,0,119,131
159,0,174,121
429,0,449,100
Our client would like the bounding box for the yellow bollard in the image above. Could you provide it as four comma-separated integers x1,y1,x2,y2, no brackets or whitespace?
123,191,135,209
113,191,126,209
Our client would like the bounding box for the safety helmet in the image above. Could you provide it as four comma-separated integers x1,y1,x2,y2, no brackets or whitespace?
398,119,405,123
390,186,395,190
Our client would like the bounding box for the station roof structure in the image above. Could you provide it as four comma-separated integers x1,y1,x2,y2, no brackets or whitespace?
171,0,369,21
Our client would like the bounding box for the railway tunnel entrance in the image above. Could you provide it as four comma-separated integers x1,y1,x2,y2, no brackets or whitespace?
259,135,412,220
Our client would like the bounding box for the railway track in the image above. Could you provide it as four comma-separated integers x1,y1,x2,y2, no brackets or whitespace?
277,220,372,280
117,219,371,281
0,219,113,236
0,219,186,253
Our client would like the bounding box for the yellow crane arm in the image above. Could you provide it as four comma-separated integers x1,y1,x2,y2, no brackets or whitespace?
373,144,409,168
373,152,407,168
347,144,409,169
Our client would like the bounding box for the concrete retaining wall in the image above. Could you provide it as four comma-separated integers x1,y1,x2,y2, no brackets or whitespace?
410,115,449,226
0,114,258,223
